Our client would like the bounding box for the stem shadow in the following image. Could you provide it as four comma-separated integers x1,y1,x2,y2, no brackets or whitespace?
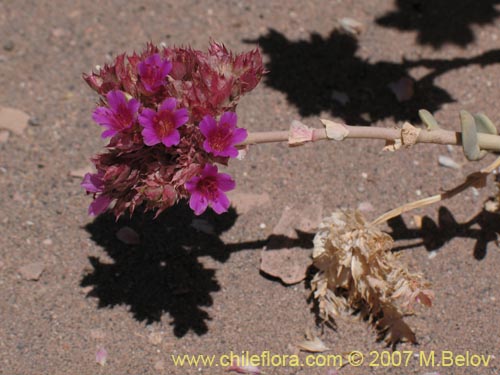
388,206,500,259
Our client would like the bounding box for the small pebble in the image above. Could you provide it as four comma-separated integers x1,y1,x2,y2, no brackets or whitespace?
90,329,106,340
148,332,163,345
42,238,53,246
18,262,45,281
331,90,349,105
28,117,40,126
0,130,9,144
259,223,266,229
3,40,14,51
438,155,461,170
428,251,438,259
357,201,374,212
357,184,365,193
415,189,422,196
339,17,364,35
154,360,165,371
471,187,479,201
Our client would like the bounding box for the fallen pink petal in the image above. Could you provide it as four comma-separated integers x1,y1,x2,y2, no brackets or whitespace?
95,347,108,366
226,360,261,375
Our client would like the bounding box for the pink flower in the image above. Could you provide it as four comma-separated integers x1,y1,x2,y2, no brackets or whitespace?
81,172,112,215
92,90,139,138
138,53,172,93
199,112,247,157
139,98,189,147
88,195,112,215
81,172,105,193
185,164,235,215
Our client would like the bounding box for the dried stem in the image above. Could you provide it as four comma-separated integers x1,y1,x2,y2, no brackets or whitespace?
240,124,500,152
240,119,500,227
370,156,500,226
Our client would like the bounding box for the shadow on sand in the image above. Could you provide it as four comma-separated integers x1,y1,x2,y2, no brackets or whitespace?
246,29,500,125
82,202,314,336
376,0,500,49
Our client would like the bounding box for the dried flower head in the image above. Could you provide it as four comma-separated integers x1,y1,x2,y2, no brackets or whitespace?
311,211,433,346
82,41,264,218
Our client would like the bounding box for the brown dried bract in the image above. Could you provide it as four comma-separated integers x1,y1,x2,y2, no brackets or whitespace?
310,211,433,346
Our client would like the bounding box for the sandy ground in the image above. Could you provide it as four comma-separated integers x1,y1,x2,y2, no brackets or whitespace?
1,1,500,374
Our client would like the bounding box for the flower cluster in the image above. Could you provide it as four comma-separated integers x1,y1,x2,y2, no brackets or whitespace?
82,42,263,217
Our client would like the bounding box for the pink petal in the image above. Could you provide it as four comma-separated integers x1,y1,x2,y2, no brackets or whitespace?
202,139,212,154
142,128,161,146
226,361,261,374
106,90,126,111
160,60,173,77
231,127,248,144
199,115,217,137
174,108,189,127
185,176,200,193
201,163,218,177
101,128,117,138
220,111,237,127
211,192,230,214
160,97,177,112
189,192,208,215
81,173,102,193
92,107,114,126
96,347,108,366
222,146,239,158
127,98,140,116
138,109,156,129
216,173,236,191
161,130,180,147
88,195,112,216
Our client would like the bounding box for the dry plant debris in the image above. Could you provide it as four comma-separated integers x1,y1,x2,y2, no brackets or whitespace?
311,211,434,346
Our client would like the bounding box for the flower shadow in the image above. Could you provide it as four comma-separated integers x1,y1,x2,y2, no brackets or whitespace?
82,202,314,337
376,0,500,49
388,206,500,260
